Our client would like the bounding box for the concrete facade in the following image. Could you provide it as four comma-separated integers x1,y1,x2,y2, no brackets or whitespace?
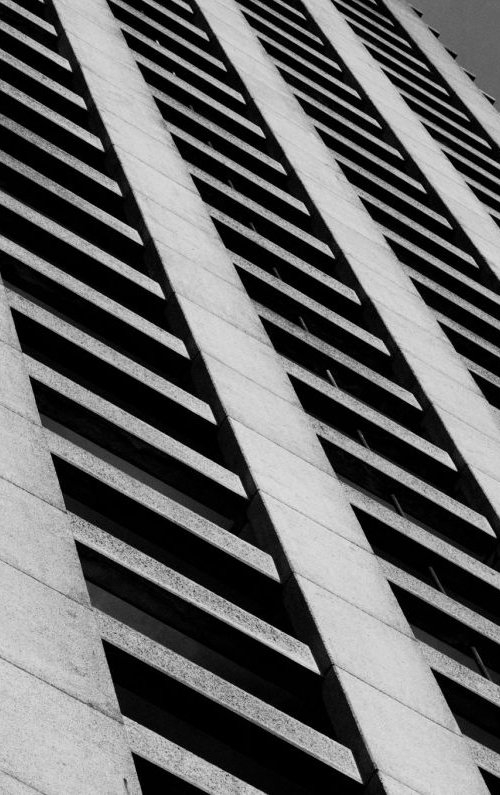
1,0,499,792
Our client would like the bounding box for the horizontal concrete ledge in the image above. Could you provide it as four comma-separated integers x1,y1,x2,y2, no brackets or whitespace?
72,512,311,670
125,717,262,795
468,737,500,780
55,434,277,579
99,613,361,782
420,642,500,710
26,356,243,499
381,558,500,645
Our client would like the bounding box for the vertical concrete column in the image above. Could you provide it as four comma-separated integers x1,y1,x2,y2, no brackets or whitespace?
0,272,140,794
50,0,488,791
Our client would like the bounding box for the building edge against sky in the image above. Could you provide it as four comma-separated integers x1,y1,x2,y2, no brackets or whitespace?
410,0,500,106
0,0,499,793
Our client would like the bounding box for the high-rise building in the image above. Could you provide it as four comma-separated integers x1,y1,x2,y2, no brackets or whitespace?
0,0,499,791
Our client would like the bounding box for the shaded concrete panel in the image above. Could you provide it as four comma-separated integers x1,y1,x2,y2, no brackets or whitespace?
325,668,486,794
191,352,332,471
0,559,120,718
0,401,64,509
248,492,412,632
219,416,371,549
468,737,500,782
0,342,40,423
0,477,89,603
0,658,140,795
0,770,45,795
285,574,459,731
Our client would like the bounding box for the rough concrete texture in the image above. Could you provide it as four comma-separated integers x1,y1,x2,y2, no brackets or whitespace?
285,573,459,731
0,658,140,795
0,770,45,795
0,477,89,602
324,667,488,794
346,484,500,590
420,642,500,711
468,737,500,780
56,432,277,578
381,559,500,645
16,0,495,792
0,558,121,718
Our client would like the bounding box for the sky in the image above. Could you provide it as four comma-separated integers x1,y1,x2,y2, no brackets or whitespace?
412,0,500,104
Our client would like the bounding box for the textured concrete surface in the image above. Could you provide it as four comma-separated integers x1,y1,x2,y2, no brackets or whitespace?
0,770,45,795
468,737,500,780
0,558,120,718
5,0,497,791
48,0,491,788
0,477,88,602
286,574,459,730
0,658,140,795
325,667,487,794
249,493,408,630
